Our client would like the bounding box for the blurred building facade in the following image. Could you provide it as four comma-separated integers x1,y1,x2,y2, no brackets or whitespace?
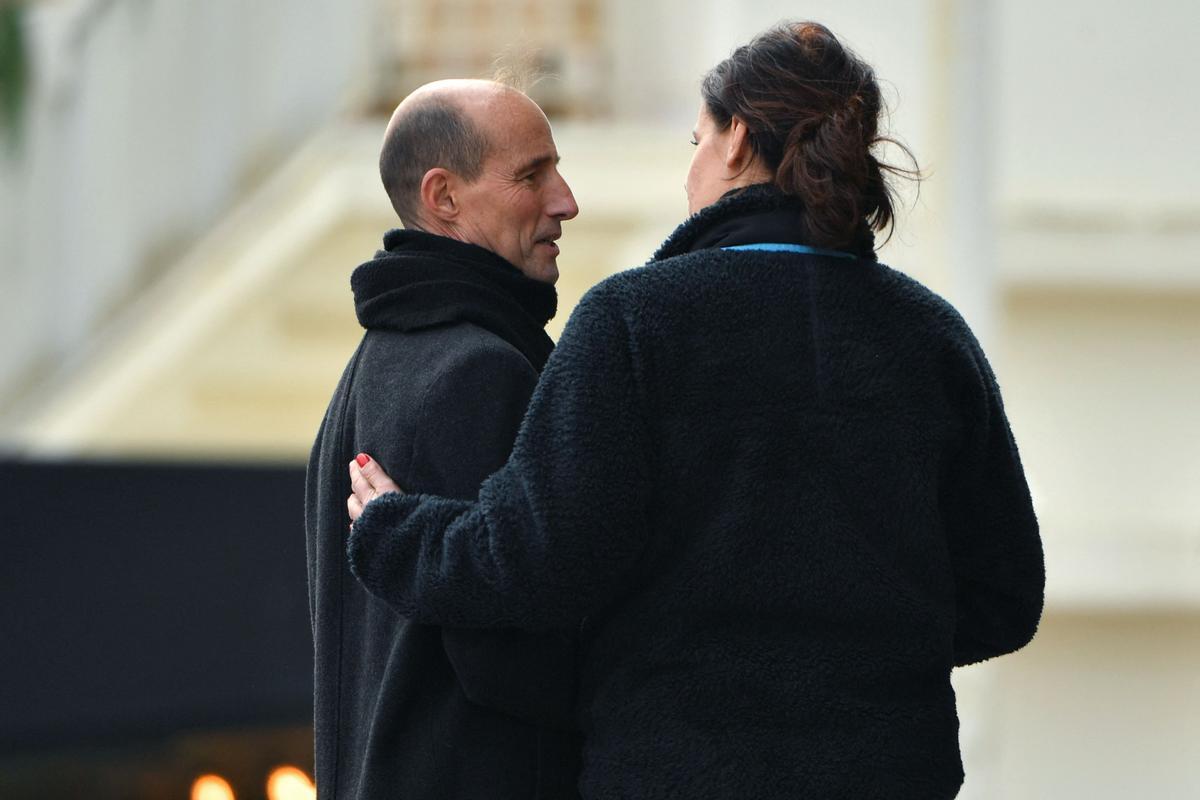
1,0,1197,797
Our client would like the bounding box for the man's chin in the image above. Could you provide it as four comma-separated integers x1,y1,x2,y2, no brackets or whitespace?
524,251,560,284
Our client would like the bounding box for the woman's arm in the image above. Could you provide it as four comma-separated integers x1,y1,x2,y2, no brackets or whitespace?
945,337,1046,666
347,282,653,631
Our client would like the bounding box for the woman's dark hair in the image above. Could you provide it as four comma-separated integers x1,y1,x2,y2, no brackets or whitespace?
701,21,919,249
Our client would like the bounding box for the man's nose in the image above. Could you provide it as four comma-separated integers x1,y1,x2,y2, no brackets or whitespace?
547,172,579,221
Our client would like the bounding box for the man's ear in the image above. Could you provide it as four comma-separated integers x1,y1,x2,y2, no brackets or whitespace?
419,168,458,222
725,116,755,174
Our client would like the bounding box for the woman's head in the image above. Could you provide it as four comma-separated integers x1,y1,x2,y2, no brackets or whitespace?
689,21,915,248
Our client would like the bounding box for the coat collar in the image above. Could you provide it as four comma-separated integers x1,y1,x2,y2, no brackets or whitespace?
650,183,877,263
351,229,557,370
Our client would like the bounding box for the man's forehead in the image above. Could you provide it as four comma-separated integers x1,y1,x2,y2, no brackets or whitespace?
476,107,559,170
513,151,560,173
481,142,557,176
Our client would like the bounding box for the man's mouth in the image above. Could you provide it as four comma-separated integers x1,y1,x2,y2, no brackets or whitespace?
535,234,561,255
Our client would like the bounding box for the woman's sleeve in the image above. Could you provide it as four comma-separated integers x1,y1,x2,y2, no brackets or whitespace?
347,283,652,631
945,336,1046,666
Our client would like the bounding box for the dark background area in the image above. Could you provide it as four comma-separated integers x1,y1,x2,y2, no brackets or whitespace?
0,458,313,797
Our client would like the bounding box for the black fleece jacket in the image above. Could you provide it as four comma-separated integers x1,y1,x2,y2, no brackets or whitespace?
305,229,581,800
348,187,1046,799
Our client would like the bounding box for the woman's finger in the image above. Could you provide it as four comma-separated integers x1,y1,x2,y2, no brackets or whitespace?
357,453,403,496
349,459,374,501
348,492,363,522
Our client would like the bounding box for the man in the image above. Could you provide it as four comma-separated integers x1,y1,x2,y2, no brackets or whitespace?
305,79,580,799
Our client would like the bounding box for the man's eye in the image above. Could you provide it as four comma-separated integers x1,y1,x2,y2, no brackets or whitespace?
521,172,537,182
689,138,699,147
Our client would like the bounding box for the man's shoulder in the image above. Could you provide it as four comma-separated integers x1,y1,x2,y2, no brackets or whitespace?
423,322,539,395
398,323,543,498
338,320,540,478
361,320,536,376
352,321,538,417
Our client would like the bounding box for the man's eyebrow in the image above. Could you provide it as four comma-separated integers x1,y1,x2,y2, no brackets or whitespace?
513,154,560,176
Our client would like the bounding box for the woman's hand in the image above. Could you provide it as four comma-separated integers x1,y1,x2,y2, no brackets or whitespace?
348,454,403,523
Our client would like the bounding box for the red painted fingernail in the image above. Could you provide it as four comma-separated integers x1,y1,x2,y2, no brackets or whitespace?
356,453,370,467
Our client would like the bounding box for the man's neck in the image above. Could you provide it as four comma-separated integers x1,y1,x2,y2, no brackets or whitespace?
410,217,461,242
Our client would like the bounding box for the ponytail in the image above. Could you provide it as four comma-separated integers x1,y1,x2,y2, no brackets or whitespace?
701,21,919,251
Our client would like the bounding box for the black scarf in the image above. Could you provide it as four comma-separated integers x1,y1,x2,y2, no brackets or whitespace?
651,183,877,262
351,229,557,370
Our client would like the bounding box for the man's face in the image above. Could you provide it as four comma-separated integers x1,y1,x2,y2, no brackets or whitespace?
453,96,579,284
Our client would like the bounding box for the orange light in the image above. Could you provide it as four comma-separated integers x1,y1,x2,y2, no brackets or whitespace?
266,766,316,800
191,774,235,800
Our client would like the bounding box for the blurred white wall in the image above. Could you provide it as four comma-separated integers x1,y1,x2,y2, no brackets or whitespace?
997,0,1200,209
0,0,371,425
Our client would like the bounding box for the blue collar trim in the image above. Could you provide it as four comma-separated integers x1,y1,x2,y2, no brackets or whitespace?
721,243,855,259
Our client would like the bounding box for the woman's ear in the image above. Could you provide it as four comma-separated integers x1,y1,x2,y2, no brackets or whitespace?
419,168,458,222
725,116,754,173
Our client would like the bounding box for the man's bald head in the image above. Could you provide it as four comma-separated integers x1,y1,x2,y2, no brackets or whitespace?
378,80,578,282
379,80,520,228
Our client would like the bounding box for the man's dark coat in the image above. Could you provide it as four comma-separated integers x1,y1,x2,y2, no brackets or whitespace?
305,230,580,799
348,187,1046,799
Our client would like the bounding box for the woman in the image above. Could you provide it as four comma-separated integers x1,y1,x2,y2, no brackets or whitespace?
346,21,1043,799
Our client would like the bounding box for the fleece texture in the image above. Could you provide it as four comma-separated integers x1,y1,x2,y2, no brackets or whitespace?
305,229,581,800
348,186,1046,799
